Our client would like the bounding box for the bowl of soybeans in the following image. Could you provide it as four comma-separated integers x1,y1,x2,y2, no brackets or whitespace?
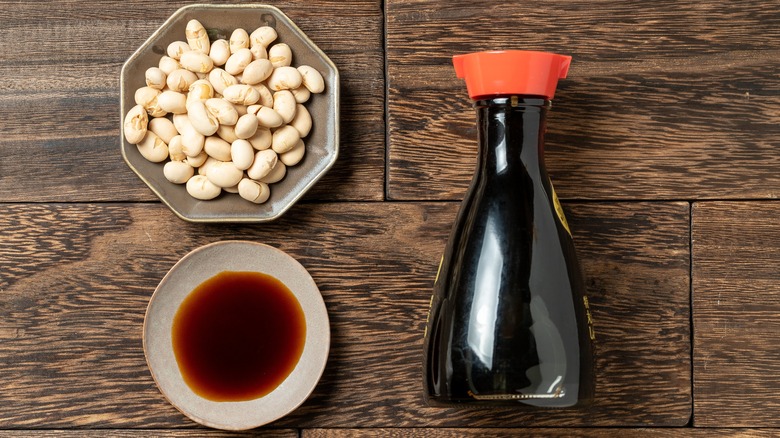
121,4,339,223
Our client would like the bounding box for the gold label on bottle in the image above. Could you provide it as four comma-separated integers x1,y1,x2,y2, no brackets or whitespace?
551,186,572,236
583,296,596,341
434,254,444,286
425,256,445,338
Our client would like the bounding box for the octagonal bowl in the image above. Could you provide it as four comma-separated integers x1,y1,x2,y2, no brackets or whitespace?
120,4,339,223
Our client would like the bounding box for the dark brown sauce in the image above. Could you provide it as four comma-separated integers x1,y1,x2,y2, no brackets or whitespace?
172,271,306,402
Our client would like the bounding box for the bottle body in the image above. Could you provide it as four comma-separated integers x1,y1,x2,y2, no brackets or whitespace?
423,97,594,407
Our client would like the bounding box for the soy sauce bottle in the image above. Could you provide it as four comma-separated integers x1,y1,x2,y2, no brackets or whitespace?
423,51,594,407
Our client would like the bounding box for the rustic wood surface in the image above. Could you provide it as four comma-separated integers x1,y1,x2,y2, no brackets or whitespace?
305,429,779,438
0,0,777,435
0,202,688,429
0,0,384,202
386,0,780,201
692,202,780,427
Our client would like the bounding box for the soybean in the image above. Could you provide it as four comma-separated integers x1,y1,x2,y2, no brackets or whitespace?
238,178,271,204
234,113,259,139
186,175,221,200
149,117,178,143
123,104,148,145
164,160,194,184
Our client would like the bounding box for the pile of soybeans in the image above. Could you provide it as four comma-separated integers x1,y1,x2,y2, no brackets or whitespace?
123,19,324,204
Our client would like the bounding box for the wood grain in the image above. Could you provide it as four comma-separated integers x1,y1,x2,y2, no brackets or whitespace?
0,432,295,438
0,201,689,427
386,0,780,201
692,202,780,426
0,0,384,202
304,428,777,438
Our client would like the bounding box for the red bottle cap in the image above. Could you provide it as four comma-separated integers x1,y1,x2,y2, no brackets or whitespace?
453,50,572,100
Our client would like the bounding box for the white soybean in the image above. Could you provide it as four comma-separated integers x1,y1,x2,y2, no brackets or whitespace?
134,86,165,117
229,28,250,53
268,43,292,68
260,161,287,184
137,131,169,163
208,39,230,67
247,127,272,150
234,113,259,139
223,184,240,194
166,69,198,92
157,90,187,114
145,67,167,90
158,56,181,75
231,139,255,170
204,136,233,162
234,104,248,116
164,160,194,184
181,124,205,157
205,98,238,125
255,106,284,128
198,156,218,176
271,125,300,154
225,48,253,75
253,83,274,107
250,44,268,60
148,117,178,143
266,66,303,91
298,65,325,93
291,86,311,103
280,138,306,166
223,84,260,105
186,150,208,167
187,101,219,136
166,41,190,60
216,124,239,143
250,26,277,48
238,178,271,204
123,104,147,144
168,135,186,161
172,113,191,135
290,104,312,137
247,149,278,180
186,174,221,200
185,19,210,54
180,51,214,74
241,59,273,85
208,68,238,95
187,79,214,105
206,161,244,188
273,90,297,124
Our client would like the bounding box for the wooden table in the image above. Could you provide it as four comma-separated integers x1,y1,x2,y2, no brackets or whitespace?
1,0,778,436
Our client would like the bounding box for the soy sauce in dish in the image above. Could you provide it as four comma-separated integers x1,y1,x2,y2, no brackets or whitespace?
172,271,306,402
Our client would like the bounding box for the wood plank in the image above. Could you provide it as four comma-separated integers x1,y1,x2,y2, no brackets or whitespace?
386,0,780,201
304,428,778,437
0,432,295,438
0,1,384,202
0,201,689,427
692,202,780,426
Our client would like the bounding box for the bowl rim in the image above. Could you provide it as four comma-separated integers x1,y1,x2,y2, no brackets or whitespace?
120,4,340,223
143,240,330,430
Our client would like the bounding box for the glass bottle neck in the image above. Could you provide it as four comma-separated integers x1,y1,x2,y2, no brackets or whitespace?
475,96,549,176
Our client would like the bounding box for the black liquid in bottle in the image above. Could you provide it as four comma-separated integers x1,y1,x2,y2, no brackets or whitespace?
423,95,594,407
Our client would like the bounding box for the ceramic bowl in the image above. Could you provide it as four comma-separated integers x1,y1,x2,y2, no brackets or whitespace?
120,4,339,222
143,241,329,430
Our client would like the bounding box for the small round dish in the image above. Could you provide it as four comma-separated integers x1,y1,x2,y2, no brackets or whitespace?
143,241,329,430
121,4,339,222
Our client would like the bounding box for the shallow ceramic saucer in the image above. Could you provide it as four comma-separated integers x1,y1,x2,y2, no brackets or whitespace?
143,241,329,430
